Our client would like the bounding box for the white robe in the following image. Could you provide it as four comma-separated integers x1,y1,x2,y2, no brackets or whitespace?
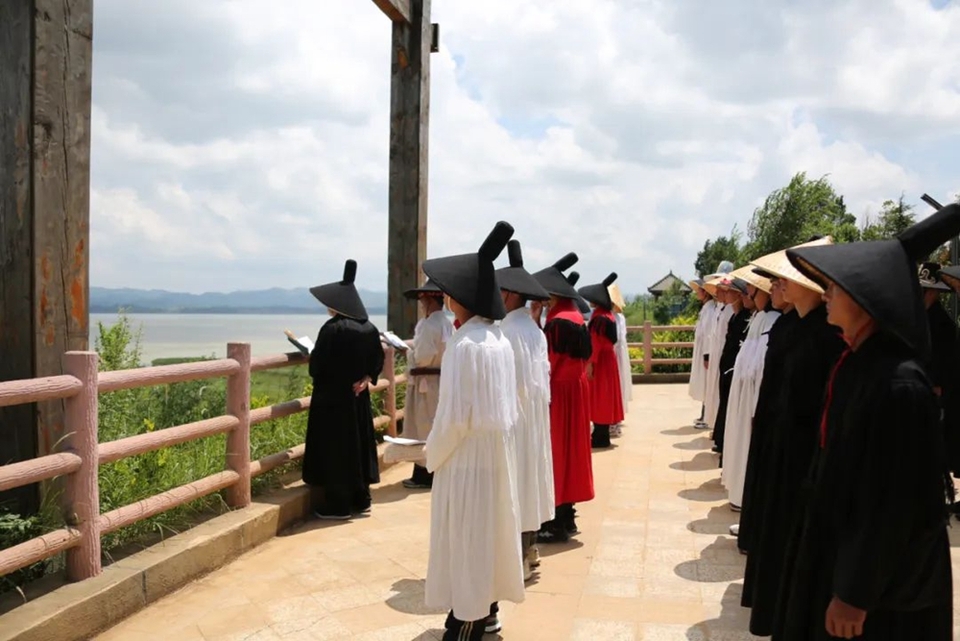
614,312,632,417
425,316,525,621
688,299,717,402
720,309,781,506
704,303,734,428
500,308,555,532
403,310,454,441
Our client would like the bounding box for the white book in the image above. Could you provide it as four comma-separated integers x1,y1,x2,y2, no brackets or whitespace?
380,330,409,352
383,435,426,446
284,330,315,356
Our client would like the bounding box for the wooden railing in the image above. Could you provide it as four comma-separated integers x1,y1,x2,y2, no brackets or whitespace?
626,322,696,375
0,343,406,583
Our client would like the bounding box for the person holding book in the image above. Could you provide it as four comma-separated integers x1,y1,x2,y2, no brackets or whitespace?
578,272,625,449
401,278,453,490
422,222,524,640
496,239,554,582
302,260,385,520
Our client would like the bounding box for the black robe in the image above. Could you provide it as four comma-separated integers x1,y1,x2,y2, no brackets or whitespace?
302,315,385,512
737,309,800,555
741,304,845,635
712,307,752,457
773,333,953,640
926,301,960,475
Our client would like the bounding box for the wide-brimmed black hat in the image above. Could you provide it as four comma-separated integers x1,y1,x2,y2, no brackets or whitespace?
496,240,550,301
310,259,368,321
422,221,514,320
533,252,582,299
566,272,592,314
786,203,960,357
579,273,618,309
918,262,952,292
403,278,443,299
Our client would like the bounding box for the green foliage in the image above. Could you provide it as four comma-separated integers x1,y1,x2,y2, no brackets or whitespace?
0,513,47,594
627,314,696,374
694,228,745,278
650,282,696,325
743,172,860,261
861,195,916,241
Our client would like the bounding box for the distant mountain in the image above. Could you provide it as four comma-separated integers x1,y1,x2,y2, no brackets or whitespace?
90,287,387,315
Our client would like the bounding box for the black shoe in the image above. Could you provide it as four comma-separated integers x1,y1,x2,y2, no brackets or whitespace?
402,478,431,489
592,424,612,448
314,510,351,520
536,523,569,544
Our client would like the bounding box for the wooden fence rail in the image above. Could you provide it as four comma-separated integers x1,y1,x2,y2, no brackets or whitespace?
0,320,693,585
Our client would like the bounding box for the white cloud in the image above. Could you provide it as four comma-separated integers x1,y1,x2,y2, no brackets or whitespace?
89,0,960,296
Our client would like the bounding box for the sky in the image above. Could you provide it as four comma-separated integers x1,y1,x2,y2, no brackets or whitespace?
89,0,960,296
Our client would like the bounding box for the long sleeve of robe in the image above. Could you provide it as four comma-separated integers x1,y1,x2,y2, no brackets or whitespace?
424,317,525,622
704,304,735,428
615,312,632,414
501,308,555,531
689,299,717,402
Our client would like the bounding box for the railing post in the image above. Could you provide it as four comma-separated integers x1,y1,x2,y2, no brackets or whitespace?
62,351,101,581
643,321,653,375
225,342,251,508
384,346,398,438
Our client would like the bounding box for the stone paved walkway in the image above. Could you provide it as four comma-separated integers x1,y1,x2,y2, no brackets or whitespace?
95,385,960,640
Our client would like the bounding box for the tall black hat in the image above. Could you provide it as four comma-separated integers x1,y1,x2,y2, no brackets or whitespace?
496,240,550,301
786,203,960,357
422,221,514,320
567,272,592,315
918,262,951,292
310,259,368,321
532,252,582,299
579,273,618,310
403,278,443,299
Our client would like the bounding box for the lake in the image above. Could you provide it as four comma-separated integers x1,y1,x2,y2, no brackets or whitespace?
90,313,389,364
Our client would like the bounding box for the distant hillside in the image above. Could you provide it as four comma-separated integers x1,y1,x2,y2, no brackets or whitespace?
90,287,387,315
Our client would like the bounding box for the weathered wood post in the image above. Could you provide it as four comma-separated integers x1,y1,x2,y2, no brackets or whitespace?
643,321,653,376
0,0,94,515
374,0,437,339
383,346,398,438
225,343,252,508
62,351,101,581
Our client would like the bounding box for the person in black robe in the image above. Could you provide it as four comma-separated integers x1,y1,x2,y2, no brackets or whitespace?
772,204,960,641
919,263,960,484
734,271,797,551
740,243,846,636
302,259,385,520
711,277,752,460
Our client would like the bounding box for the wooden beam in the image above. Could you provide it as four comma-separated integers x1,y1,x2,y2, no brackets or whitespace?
386,0,432,339
0,0,93,515
372,0,411,24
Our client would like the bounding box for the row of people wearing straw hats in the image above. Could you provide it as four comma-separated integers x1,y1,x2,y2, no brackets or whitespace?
299,223,632,640
685,203,960,640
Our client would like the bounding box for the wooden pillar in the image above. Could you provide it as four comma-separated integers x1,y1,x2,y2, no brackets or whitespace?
0,0,93,515
224,343,252,508
385,0,433,339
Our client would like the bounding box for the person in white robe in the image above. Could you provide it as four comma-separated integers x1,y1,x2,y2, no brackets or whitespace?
703,279,735,431
720,268,782,510
496,240,554,582
422,222,524,641
689,279,717,427
608,283,632,437
401,279,454,489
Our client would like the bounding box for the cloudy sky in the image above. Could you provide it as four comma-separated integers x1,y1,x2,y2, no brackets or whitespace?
90,0,960,296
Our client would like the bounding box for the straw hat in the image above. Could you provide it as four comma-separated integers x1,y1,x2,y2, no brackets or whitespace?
608,282,627,311
729,265,772,293
749,236,833,294
702,276,723,297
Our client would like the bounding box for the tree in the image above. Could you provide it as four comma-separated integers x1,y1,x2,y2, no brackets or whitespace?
694,227,744,278
861,194,916,241
651,282,694,325
743,172,860,261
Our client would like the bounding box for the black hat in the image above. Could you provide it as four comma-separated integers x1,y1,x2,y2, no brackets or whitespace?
727,277,750,295
404,278,443,299
496,240,550,301
751,267,778,280
566,272,592,314
918,262,951,292
533,252,582,299
422,221,514,320
579,273,618,310
786,203,960,357
310,259,368,321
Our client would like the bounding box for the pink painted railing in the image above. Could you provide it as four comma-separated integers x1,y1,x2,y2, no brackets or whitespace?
0,343,407,583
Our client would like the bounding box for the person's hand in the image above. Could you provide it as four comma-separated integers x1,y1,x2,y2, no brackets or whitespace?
586,363,594,380
825,596,866,639
353,376,371,396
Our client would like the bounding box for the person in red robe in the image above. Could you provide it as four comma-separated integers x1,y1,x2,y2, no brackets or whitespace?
531,253,594,542
578,273,624,448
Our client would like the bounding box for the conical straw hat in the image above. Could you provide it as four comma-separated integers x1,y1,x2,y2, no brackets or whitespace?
728,265,772,293
608,282,626,311
749,236,833,294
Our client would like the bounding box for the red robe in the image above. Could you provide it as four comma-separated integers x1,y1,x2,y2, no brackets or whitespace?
587,308,625,425
544,299,595,505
